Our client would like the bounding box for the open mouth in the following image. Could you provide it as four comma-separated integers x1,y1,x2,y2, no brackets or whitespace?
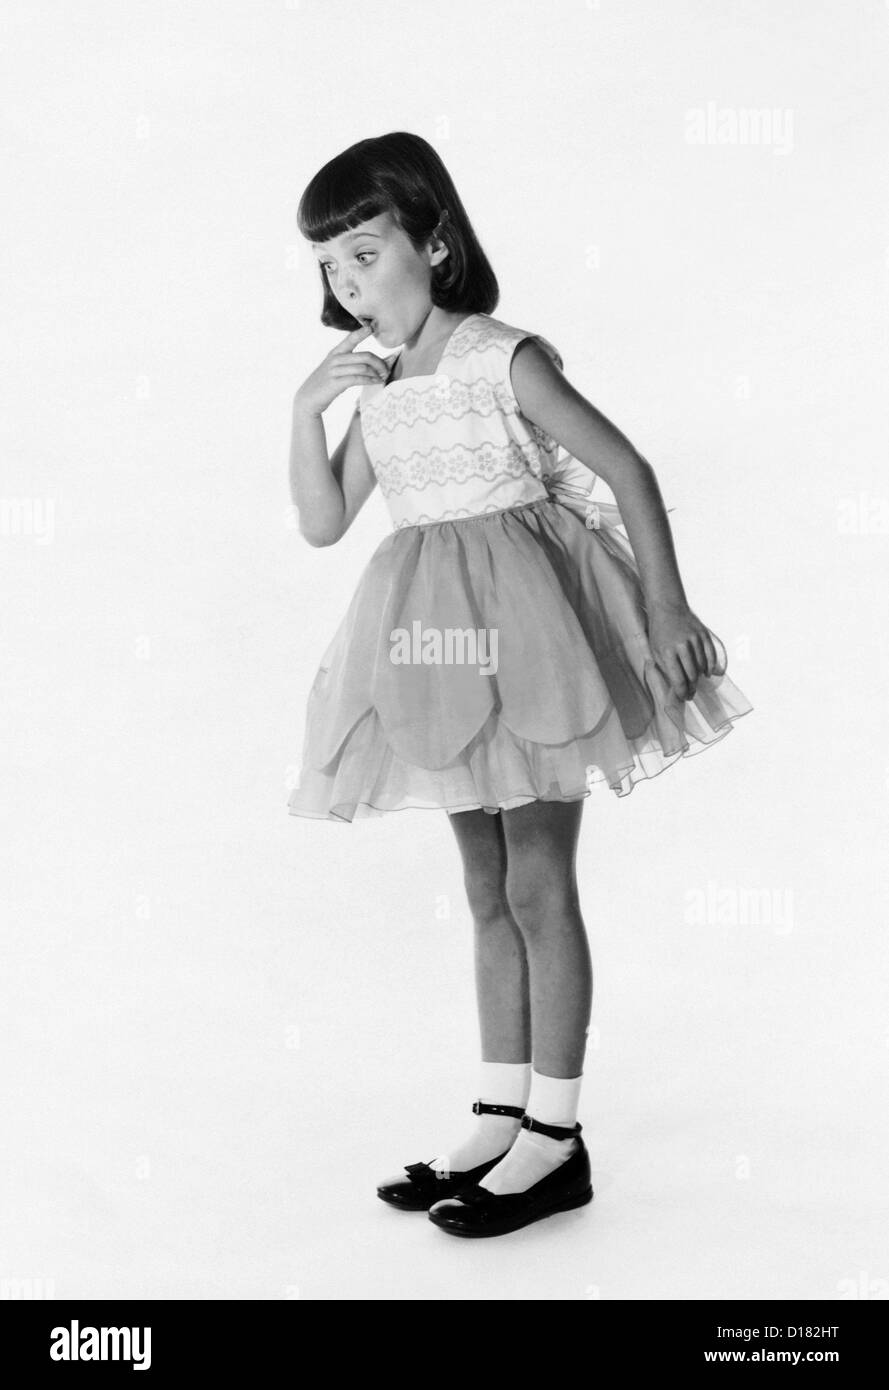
358,315,377,333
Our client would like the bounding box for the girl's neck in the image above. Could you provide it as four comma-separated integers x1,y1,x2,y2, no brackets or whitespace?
389,310,472,382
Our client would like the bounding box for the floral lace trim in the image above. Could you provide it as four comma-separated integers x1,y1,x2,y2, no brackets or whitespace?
360,379,498,435
444,317,562,368
451,323,565,456
375,439,545,497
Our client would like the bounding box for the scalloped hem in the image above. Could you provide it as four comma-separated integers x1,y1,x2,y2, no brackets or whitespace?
287,701,753,823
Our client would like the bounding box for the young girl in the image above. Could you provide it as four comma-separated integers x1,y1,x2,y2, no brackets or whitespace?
287,131,753,1239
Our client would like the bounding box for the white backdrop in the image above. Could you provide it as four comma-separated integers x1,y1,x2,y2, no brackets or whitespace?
1,0,887,1301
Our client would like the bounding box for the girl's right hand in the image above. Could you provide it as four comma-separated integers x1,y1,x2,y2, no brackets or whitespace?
294,324,389,415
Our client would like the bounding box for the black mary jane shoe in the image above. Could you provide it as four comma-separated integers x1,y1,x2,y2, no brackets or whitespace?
376,1101,526,1211
426,1114,594,1237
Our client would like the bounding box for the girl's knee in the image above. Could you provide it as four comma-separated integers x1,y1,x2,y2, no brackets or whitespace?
505,867,578,932
464,873,511,927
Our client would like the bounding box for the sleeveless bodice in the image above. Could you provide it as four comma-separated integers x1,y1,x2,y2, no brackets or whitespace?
357,312,572,530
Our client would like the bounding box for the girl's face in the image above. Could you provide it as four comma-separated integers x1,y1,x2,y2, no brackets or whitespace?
312,210,447,345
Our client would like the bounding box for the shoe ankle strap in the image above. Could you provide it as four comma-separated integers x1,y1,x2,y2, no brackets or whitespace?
472,1100,526,1119
521,1113,583,1140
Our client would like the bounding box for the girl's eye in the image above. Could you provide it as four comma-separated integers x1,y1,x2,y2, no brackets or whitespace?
320,253,373,274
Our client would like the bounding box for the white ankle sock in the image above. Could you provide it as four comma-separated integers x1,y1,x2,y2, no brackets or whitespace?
429,1060,530,1176
477,1067,583,1196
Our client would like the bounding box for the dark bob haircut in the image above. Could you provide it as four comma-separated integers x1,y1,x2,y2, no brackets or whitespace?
297,131,499,330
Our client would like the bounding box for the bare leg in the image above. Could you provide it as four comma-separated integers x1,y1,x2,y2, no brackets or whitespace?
424,809,531,1176
500,798,592,1077
446,807,531,1063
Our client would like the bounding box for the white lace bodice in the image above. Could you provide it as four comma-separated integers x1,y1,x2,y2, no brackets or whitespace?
357,312,578,530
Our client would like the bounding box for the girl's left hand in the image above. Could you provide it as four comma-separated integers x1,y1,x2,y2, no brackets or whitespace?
646,604,721,702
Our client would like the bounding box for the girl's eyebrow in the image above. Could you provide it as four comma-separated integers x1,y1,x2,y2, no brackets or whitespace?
312,231,382,250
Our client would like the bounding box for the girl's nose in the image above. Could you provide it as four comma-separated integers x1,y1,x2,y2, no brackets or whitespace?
325,265,357,300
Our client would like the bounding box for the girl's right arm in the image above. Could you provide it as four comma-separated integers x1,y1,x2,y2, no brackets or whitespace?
289,325,388,546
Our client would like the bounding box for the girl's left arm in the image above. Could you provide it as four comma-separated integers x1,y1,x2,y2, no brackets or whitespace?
510,340,721,699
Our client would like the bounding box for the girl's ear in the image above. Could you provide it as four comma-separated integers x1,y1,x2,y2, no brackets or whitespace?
427,208,451,266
